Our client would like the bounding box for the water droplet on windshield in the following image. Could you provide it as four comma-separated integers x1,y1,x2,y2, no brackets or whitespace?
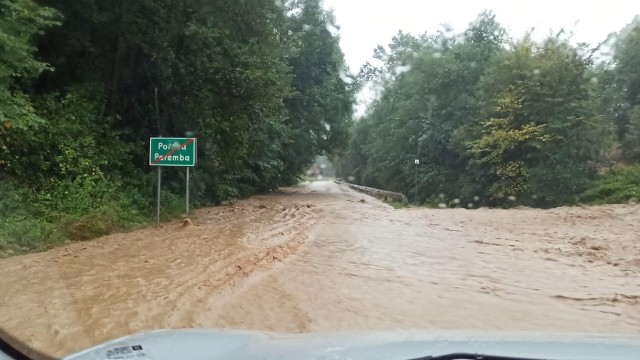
394,64,412,75
432,52,442,58
440,23,454,33
325,21,340,36
508,196,517,201
438,203,447,208
302,24,312,31
339,70,354,84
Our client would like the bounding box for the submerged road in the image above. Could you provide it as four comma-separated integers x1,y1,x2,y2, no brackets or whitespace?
0,181,638,356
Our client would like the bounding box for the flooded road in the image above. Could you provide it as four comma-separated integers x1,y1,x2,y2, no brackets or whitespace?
0,181,639,356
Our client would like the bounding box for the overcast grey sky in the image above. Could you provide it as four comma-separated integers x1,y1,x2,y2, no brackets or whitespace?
322,0,639,72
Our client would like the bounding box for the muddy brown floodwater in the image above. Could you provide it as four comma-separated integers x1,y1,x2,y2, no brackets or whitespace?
0,181,639,357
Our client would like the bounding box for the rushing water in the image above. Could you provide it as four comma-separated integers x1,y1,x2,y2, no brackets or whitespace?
0,181,638,357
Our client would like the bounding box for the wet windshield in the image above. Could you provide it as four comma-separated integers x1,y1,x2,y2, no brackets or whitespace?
0,0,639,358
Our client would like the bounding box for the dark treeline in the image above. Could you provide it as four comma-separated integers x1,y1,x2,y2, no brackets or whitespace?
0,0,355,253
336,12,640,208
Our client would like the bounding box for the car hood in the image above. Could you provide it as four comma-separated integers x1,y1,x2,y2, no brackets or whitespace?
62,329,640,360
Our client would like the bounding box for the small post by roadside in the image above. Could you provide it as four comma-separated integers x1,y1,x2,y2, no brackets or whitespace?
414,159,419,204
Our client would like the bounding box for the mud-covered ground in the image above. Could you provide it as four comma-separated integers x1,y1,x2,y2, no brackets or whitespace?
0,181,638,357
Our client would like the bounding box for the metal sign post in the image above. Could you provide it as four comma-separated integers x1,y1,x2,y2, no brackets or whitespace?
186,167,190,216
149,137,197,224
156,167,162,225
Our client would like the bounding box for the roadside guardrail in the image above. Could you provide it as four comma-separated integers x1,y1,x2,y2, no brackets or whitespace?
335,181,407,202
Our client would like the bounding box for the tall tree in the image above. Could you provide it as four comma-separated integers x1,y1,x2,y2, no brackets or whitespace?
280,0,355,182
337,13,613,207
338,12,508,203
614,17,640,161
0,0,58,179
31,0,300,200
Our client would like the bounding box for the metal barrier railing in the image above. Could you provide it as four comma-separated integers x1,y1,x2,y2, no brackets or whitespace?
335,181,407,202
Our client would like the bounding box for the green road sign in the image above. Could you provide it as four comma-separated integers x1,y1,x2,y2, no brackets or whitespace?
149,137,196,166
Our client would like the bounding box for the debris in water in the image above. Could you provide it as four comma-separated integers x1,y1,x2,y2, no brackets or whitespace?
181,219,194,228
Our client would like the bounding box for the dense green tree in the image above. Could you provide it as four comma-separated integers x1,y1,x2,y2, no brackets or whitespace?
337,12,509,204
614,18,640,160
280,0,356,182
470,37,612,205
621,105,640,160
7,0,353,201
1,0,356,251
468,86,549,200
0,0,58,179
337,12,615,207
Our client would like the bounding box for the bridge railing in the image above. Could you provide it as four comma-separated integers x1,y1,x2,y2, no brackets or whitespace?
335,181,407,202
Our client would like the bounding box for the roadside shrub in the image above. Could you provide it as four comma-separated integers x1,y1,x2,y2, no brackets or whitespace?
158,189,189,220
0,216,65,256
386,199,409,209
0,175,158,253
32,175,150,239
0,181,64,256
579,165,640,204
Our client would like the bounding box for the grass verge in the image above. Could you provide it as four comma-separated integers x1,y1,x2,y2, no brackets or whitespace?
0,176,185,258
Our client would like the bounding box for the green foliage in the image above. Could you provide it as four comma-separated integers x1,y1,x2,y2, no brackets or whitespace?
280,0,356,182
473,37,611,205
468,88,549,200
613,17,640,160
0,0,59,77
0,181,64,256
336,12,616,208
338,12,507,203
0,0,355,255
0,0,59,165
2,91,133,184
0,173,185,255
0,175,145,254
621,105,640,161
579,165,640,204
30,0,351,201
0,216,65,256
385,199,409,209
